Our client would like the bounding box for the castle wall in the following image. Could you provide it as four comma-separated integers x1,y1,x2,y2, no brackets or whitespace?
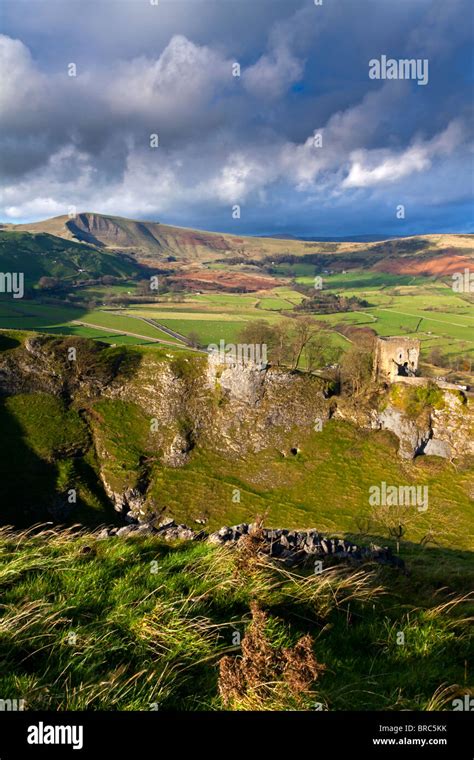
374,337,420,382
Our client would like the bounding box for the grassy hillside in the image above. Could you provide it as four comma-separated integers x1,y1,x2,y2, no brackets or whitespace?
3,385,472,546
89,398,474,549
0,331,472,551
0,392,115,526
0,231,141,288
0,525,471,711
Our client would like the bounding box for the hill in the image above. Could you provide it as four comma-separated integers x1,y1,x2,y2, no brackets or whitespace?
4,213,473,273
0,230,142,288
0,331,472,541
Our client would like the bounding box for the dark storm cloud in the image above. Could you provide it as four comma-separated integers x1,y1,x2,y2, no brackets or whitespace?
0,0,472,233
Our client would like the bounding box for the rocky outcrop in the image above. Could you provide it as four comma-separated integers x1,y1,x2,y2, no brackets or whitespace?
0,335,130,400
104,484,147,516
334,387,473,461
162,431,194,467
430,391,474,460
207,352,268,404
0,335,471,469
370,391,473,460
374,406,431,459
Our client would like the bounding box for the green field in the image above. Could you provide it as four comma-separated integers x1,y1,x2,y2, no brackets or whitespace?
121,288,302,346
76,310,184,343
0,301,185,346
0,301,85,327
0,271,471,363
300,273,474,361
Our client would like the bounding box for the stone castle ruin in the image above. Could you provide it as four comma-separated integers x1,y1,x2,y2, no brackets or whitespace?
373,336,420,383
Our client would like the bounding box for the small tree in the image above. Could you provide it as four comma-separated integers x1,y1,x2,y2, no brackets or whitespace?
237,320,275,349
371,502,417,554
187,331,201,349
303,329,332,372
340,344,373,396
290,317,319,371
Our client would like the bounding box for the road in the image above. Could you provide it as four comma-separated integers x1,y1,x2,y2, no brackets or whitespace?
135,316,192,345
72,320,184,348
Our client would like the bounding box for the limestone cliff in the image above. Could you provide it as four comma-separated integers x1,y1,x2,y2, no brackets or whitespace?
334,385,473,460
0,334,472,521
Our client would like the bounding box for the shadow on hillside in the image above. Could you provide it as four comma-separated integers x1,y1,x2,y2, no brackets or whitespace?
0,400,57,527
0,334,21,351
345,531,474,560
344,532,474,592
0,399,118,529
73,457,119,527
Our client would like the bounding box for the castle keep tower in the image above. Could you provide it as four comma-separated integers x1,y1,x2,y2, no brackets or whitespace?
373,336,420,383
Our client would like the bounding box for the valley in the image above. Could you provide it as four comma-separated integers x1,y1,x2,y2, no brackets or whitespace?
1,0,473,732
0,215,472,373
0,214,472,714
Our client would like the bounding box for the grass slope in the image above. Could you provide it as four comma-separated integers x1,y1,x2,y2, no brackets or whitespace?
0,231,140,286
0,526,471,711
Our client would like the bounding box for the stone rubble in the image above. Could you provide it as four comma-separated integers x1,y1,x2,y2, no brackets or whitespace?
97,518,405,570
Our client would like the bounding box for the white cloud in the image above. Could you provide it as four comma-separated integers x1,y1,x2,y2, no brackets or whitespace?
243,45,303,100
342,120,465,188
0,3,471,232
0,34,49,120
105,35,232,120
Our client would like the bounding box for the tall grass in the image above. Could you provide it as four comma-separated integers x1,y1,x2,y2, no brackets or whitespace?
0,526,471,711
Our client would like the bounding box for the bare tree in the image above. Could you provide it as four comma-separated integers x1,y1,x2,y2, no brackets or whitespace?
291,317,319,371
340,344,373,396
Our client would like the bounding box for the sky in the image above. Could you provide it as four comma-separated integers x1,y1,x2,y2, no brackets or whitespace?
0,0,473,237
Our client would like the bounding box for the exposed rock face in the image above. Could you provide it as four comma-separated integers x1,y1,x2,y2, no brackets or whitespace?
103,483,147,516
207,352,268,404
0,336,64,396
374,406,431,459
162,432,194,467
370,391,474,460
430,391,474,460
0,335,471,488
335,388,473,461
0,335,127,400
204,359,329,456
423,438,452,458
